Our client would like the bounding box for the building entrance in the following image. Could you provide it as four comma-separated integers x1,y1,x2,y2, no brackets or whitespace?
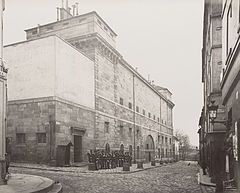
74,135,82,162
145,135,155,162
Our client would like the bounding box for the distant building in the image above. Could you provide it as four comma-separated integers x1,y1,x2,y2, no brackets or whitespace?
4,4,174,165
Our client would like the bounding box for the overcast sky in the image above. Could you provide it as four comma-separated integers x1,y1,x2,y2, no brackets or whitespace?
3,0,204,146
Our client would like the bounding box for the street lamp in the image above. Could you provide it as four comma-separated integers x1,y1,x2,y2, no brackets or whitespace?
208,100,229,193
208,101,218,123
208,100,229,126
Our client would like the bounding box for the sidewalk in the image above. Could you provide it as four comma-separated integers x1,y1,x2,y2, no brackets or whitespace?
10,161,172,174
0,173,56,193
198,168,239,193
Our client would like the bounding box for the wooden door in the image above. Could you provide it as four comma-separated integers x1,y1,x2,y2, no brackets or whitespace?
74,135,82,162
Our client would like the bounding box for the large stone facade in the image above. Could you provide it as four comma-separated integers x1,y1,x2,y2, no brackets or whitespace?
4,8,174,164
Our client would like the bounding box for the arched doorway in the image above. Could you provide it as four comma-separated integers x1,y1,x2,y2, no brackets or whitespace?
145,135,155,162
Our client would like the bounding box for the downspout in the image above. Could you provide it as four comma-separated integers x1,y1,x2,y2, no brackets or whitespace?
133,74,136,163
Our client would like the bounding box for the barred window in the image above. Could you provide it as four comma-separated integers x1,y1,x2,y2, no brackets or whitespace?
104,122,110,133
148,112,151,118
143,109,145,116
120,97,123,105
16,133,25,144
128,102,132,109
37,133,46,143
129,127,132,136
136,106,139,113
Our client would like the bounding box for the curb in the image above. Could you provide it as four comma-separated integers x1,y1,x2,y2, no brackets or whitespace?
11,162,175,175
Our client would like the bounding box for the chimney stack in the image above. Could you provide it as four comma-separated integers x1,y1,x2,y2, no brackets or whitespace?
72,4,76,16
75,3,79,15
57,7,60,21
66,0,68,10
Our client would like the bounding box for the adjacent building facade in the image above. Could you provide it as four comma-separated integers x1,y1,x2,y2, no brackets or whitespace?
200,0,240,190
200,0,225,183
4,5,174,165
221,0,240,189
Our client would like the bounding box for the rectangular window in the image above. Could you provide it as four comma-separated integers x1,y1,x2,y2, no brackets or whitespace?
37,133,46,143
128,102,132,109
158,135,160,143
136,106,139,113
162,148,164,157
143,109,145,116
170,138,172,145
158,118,160,123
120,125,124,135
162,136,164,144
226,4,232,57
153,115,156,120
16,133,25,144
120,97,123,105
148,112,151,118
137,129,139,139
165,137,168,144
129,127,132,136
104,122,110,133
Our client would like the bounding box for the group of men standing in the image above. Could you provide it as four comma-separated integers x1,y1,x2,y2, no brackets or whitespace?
87,150,132,170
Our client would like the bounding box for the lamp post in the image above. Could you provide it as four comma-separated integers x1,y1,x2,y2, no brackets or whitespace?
208,100,228,193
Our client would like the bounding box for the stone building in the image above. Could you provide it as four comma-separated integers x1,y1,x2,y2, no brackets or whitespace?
200,0,225,183
221,0,240,189
4,4,174,165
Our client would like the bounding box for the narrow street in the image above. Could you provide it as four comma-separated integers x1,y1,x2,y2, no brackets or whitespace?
10,161,207,193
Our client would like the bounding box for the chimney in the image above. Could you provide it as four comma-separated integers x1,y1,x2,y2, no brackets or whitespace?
66,0,68,10
75,3,79,15
57,7,60,21
72,4,76,16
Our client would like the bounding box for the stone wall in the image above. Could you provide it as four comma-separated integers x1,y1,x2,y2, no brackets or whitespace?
7,98,55,163
7,97,95,163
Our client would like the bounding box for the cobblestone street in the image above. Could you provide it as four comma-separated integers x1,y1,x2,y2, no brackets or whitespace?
9,161,206,193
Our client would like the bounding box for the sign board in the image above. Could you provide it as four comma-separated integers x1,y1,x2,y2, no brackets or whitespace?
233,122,238,161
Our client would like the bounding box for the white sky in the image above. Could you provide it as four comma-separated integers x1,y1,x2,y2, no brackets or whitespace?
3,0,204,146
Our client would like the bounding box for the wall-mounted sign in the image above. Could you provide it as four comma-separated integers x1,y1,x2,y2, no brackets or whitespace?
233,122,238,161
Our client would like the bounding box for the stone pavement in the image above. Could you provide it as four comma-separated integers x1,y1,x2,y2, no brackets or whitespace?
198,167,239,193
10,161,202,193
11,161,166,174
0,173,54,193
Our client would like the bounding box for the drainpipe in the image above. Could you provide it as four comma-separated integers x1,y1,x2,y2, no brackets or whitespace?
133,74,136,163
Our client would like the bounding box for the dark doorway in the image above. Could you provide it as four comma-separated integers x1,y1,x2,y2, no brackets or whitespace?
74,135,82,162
149,152,151,162
129,145,133,156
137,146,140,159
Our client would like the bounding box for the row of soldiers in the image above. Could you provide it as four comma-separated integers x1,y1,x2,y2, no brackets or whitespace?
87,150,132,170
